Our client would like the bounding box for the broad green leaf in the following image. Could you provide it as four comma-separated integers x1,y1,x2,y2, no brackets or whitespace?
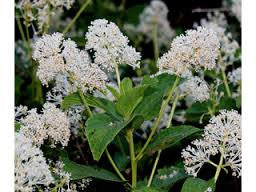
120,77,133,95
133,89,164,120
185,101,211,122
151,166,188,190
218,97,236,110
62,156,122,182
61,93,82,110
141,73,177,95
113,152,130,171
181,177,216,192
235,96,241,108
86,96,122,120
61,93,121,119
116,86,147,120
134,73,177,120
129,115,144,131
85,113,130,161
134,186,162,192
146,126,201,153
107,84,120,99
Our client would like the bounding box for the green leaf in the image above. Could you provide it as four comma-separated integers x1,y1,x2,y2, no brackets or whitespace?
235,96,241,108
62,156,122,182
61,93,121,119
134,73,177,120
146,126,201,153
15,123,21,132
133,89,164,120
85,113,130,161
86,96,122,120
218,97,236,110
151,166,188,190
134,185,162,192
185,101,211,122
116,86,147,120
181,177,216,192
61,93,82,110
113,152,130,171
141,73,177,95
107,84,120,99
120,77,133,95
125,4,145,25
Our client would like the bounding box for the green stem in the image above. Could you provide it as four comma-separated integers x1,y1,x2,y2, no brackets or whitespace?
207,107,214,117
214,146,225,183
221,67,231,97
167,94,179,128
147,150,161,187
115,63,121,90
51,177,67,192
63,0,92,35
152,24,159,62
16,17,27,43
105,148,127,182
78,90,92,117
127,130,137,189
147,93,179,187
136,76,180,161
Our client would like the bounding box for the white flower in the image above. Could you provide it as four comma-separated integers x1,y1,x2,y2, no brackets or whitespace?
177,76,210,105
157,27,220,76
85,19,141,70
15,105,28,121
19,102,70,147
194,12,239,68
132,0,175,48
228,67,241,86
15,132,53,191
33,33,65,85
17,0,75,32
33,33,108,93
20,108,47,146
42,102,71,147
231,0,241,22
182,110,241,177
181,139,218,177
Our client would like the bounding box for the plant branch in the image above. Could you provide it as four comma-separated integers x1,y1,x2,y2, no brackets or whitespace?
127,130,137,189
63,0,92,35
105,148,127,182
147,150,161,187
167,94,179,128
78,90,92,117
136,76,180,161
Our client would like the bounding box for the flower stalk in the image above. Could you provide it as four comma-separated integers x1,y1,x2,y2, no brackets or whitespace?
63,0,92,35
136,76,180,161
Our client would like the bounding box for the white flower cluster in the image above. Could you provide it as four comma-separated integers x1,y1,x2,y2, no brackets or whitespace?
159,170,178,180
17,0,75,32
19,102,70,147
182,110,241,177
194,12,239,68
46,74,85,135
85,19,141,71
50,161,92,192
157,27,220,76
228,67,241,86
125,0,175,48
177,76,210,106
15,132,53,191
231,0,241,22
33,32,108,93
